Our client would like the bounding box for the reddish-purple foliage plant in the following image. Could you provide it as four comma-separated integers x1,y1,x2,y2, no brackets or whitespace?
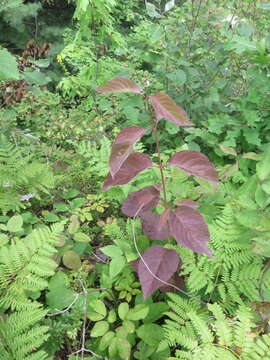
96,77,218,298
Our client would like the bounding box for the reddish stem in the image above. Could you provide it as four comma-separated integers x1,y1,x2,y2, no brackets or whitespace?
144,96,168,207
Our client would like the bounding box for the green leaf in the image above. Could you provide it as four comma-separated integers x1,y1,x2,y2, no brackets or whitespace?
109,256,126,278
68,215,80,234
74,232,90,242
0,48,20,81
24,70,51,86
166,70,186,86
126,304,149,321
116,337,131,360
101,245,123,257
53,203,69,212
107,310,117,323
118,302,129,320
90,321,109,337
137,324,164,346
69,197,85,210
46,287,74,311
257,147,270,181
7,215,23,232
62,250,81,270
88,299,107,321
146,2,161,18
144,302,169,323
63,189,80,199
0,233,9,246
122,320,135,333
98,331,115,351
43,213,60,223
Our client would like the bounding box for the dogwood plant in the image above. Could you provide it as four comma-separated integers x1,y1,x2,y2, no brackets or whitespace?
96,77,218,299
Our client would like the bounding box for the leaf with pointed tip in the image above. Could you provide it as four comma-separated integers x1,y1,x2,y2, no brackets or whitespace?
140,209,170,240
150,92,193,126
169,206,212,256
175,199,199,208
137,245,179,299
121,185,161,217
96,77,143,94
110,126,146,177
102,153,152,191
169,150,219,184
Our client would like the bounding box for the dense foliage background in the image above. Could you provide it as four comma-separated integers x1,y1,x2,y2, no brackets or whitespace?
1,0,270,359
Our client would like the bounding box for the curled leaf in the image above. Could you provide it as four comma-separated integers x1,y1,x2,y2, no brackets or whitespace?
102,153,152,191
150,92,193,126
137,245,180,299
169,206,212,256
169,150,219,184
110,126,146,177
121,184,161,217
96,77,143,94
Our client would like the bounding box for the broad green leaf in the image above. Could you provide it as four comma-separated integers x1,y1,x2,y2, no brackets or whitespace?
46,287,74,311
0,48,20,81
62,250,81,270
126,304,149,321
164,0,175,12
63,189,80,199
146,2,161,18
24,70,51,86
122,320,135,333
74,232,90,242
257,147,270,181
90,321,109,337
101,245,123,258
43,213,60,223
118,302,129,320
137,324,164,346
88,300,107,321
0,233,9,246
68,215,80,234
7,215,23,232
109,256,126,278
107,310,117,323
144,302,169,323
98,331,115,351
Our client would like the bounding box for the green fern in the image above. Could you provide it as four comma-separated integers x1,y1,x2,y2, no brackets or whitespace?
0,223,63,359
0,222,63,311
0,136,54,213
0,306,49,360
178,204,264,312
164,293,270,360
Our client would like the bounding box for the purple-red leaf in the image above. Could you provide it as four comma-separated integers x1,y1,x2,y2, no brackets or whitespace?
175,199,199,208
96,77,143,95
110,126,146,178
121,185,161,217
150,92,193,126
169,206,212,256
169,150,219,184
140,209,170,240
137,245,180,299
102,153,152,191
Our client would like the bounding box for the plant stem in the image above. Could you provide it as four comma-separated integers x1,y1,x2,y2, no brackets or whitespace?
144,97,168,207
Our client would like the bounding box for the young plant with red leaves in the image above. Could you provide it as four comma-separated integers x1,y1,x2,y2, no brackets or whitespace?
96,77,218,299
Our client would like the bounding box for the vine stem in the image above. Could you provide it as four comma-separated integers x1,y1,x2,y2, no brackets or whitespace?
144,96,168,207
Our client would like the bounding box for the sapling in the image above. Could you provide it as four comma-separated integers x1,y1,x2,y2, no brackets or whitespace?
96,78,218,299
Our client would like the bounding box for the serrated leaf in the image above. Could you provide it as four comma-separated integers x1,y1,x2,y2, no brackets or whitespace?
118,302,129,320
121,185,161,217
150,92,193,126
109,126,146,177
96,77,143,94
7,215,23,232
169,206,212,256
62,250,81,270
137,245,179,298
169,150,219,184
102,153,152,190
91,321,109,337
126,304,149,320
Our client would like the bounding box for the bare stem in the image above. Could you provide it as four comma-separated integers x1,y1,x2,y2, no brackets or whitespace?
144,96,168,206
